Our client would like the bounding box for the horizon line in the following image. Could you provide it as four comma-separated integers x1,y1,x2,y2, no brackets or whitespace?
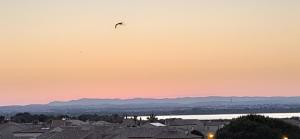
2,95,300,107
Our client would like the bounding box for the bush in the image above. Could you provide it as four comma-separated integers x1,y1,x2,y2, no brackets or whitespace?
216,115,300,139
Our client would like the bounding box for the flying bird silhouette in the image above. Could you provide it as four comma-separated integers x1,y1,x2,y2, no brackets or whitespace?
115,22,124,29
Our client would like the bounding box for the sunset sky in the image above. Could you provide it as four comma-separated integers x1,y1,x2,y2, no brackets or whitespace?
0,0,299,105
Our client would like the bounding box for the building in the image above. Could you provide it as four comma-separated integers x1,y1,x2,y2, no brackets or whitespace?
38,127,93,139
0,122,26,139
109,127,203,139
13,127,50,139
165,119,205,132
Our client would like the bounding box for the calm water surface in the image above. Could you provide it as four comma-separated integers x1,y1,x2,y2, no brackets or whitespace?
137,113,300,120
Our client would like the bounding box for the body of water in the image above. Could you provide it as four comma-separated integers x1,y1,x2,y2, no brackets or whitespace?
137,113,300,120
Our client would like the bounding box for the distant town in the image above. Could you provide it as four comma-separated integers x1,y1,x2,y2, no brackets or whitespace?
0,97,300,139
0,112,298,139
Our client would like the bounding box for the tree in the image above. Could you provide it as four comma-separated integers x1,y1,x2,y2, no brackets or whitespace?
216,115,300,139
38,114,48,123
147,114,158,122
78,114,123,123
11,113,56,123
0,116,5,123
11,112,34,123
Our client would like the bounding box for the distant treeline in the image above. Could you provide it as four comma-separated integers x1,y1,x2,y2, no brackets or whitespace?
1,112,124,124
1,104,300,116
78,114,123,123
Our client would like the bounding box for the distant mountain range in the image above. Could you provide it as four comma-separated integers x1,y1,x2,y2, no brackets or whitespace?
1,97,300,115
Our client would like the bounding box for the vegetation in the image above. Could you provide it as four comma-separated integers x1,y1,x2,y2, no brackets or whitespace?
78,114,123,123
216,115,300,139
7,112,164,124
147,114,158,122
9,112,123,124
0,115,5,123
11,112,70,123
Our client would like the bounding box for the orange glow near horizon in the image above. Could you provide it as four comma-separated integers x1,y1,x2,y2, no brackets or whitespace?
0,0,300,105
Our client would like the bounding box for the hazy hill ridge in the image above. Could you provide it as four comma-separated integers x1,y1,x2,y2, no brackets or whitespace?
1,97,300,114
48,97,300,106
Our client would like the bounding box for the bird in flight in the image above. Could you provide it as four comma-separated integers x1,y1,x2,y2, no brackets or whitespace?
115,22,124,29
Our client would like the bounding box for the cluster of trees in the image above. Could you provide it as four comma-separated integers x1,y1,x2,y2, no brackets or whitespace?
147,114,158,122
10,113,75,123
78,114,123,123
216,115,300,139
0,115,5,123
2,112,124,124
0,113,161,124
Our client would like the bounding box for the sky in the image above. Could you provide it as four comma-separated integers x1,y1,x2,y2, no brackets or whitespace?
0,0,299,105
